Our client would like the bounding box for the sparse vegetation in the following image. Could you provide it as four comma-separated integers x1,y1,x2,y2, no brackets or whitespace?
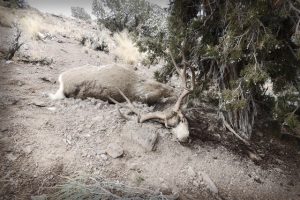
47,175,173,200
0,2,300,200
112,30,143,65
71,6,91,21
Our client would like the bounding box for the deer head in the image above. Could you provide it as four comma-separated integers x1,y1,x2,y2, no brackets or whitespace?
109,50,195,142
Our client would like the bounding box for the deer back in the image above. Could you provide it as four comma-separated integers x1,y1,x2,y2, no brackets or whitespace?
61,64,138,102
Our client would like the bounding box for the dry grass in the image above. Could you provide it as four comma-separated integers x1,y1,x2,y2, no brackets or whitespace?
19,16,45,39
112,30,144,65
47,175,176,200
0,7,16,27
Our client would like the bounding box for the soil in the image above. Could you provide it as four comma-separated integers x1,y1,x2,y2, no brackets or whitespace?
0,6,300,200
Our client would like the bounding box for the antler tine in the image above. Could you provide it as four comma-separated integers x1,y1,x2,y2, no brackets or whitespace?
116,88,140,116
108,97,132,120
173,89,191,112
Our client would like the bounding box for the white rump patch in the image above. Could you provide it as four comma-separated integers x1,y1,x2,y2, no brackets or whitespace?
49,74,65,100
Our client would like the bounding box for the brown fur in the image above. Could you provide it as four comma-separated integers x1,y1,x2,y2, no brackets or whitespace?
52,64,174,104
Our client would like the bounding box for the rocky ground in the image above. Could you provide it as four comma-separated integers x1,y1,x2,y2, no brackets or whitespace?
0,6,300,200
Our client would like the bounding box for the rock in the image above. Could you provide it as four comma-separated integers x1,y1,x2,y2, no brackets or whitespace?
106,143,124,158
46,107,56,111
254,176,263,184
199,171,218,194
23,146,33,154
121,121,158,152
30,100,47,107
96,149,106,155
100,154,108,161
17,81,24,86
213,134,221,141
128,162,140,171
40,77,55,84
248,151,262,163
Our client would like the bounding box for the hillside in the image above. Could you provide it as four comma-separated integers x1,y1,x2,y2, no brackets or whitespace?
0,5,299,200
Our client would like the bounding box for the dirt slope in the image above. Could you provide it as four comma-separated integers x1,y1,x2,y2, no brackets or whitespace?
0,6,300,200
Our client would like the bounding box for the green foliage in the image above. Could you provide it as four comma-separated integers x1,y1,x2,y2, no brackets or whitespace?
0,0,28,8
165,0,300,138
92,0,152,32
71,7,91,21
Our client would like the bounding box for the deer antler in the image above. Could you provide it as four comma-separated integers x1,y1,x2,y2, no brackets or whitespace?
110,49,194,142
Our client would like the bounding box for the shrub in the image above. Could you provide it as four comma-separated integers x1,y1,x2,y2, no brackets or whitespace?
162,0,300,139
112,30,143,65
71,6,91,21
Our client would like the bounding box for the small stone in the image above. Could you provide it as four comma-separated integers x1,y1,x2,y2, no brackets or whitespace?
199,171,218,194
213,134,221,141
275,159,284,164
254,176,263,184
100,154,108,161
23,146,33,154
274,168,283,173
17,81,24,86
106,143,124,158
46,107,56,111
40,77,55,84
121,121,158,152
96,149,106,155
248,151,262,162
30,100,47,107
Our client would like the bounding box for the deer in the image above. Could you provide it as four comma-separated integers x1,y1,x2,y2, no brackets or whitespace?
50,52,195,142
49,64,174,105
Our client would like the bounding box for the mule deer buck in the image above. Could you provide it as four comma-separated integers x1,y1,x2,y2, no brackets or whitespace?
50,53,195,142
49,64,174,104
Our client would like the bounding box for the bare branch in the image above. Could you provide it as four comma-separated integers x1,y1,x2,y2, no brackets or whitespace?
170,51,187,88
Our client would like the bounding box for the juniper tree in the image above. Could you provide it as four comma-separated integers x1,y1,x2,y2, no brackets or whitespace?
162,0,300,140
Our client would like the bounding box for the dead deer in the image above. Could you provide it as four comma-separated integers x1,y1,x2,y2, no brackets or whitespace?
110,52,195,142
49,64,174,105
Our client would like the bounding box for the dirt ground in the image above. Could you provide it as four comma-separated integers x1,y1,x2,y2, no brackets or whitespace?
0,7,300,200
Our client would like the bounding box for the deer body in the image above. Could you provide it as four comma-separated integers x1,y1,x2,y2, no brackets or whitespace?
50,52,193,143
50,64,174,104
